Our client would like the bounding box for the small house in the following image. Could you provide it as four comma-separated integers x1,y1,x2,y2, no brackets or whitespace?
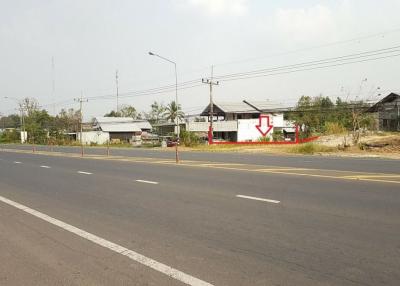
367,93,400,132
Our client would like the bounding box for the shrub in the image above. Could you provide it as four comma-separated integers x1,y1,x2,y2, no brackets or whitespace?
272,130,284,142
180,130,200,147
324,122,347,135
0,130,20,143
258,136,271,142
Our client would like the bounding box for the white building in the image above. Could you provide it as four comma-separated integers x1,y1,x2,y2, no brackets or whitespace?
189,100,294,142
77,117,152,145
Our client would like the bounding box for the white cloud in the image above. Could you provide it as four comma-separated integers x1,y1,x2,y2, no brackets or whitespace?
274,5,337,43
178,0,248,16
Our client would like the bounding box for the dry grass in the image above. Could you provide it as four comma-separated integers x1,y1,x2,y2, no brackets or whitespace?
189,143,337,155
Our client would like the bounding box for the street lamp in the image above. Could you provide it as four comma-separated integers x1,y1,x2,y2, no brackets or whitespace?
4,96,26,143
148,51,179,163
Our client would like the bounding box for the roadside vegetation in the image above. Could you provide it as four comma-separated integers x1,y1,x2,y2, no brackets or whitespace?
1,95,399,158
0,97,182,146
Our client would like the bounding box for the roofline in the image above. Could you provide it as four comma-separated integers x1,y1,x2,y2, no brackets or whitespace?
367,92,400,112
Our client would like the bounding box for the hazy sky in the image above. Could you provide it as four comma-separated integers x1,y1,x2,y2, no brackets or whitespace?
1,0,400,119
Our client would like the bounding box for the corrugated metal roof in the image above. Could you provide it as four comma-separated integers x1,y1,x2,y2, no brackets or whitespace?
201,101,259,115
95,117,134,123
244,101,288,112
133,120,152,130
94,117,151,132
99,123,142,132
214,101,257,113
200,100,288,115
367,93,400,112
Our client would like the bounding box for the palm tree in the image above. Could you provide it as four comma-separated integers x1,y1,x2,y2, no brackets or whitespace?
163,101,184,123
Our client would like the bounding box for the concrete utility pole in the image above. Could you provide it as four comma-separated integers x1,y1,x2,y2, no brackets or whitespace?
202,65,219,144
116,70,119,114
74,93,88,157
52,56,56,115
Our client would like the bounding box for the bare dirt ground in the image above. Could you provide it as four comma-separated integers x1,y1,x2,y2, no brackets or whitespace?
184,133,400,159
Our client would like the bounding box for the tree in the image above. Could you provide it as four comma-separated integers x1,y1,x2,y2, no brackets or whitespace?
0,114,20,129
24,109,51,144
163,101,184,123
104,105,141,119
21,97,40,116
120,105,140,118
104,110,121,117
146,101,166,124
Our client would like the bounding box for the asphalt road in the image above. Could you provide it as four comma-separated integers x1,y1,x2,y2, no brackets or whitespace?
2,143,400,173
0,150,399,285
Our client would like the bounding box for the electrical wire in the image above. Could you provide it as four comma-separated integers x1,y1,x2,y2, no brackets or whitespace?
215,45,400,80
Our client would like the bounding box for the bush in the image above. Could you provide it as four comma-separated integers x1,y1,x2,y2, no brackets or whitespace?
0,130,20,143
324,122,347,135
272,130,284,142
258,136,271,142
180,131,200,147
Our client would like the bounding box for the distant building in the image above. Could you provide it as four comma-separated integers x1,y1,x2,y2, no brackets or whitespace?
154,101,293,142
367,93,400,132
76,117,152,144
196,101,293,142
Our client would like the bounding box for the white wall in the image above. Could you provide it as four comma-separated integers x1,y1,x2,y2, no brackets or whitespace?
186,121,238,132
237,114,284,142
77,131,109,145
20,131,27,143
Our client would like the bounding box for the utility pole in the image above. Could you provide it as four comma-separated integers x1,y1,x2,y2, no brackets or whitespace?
52,56,56,115
74,93,88,157
148,51,179,163
19,105,25,143
116,70,119,114
202,65,219,144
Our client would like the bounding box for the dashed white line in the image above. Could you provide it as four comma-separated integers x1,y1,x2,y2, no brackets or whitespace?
40,165,51,169
136,179,159,185
0,195,213,286
13,161,21,164
236,195,280,204
77,171,92,175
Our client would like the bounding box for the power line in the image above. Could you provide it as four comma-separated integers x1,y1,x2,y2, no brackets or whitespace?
214,27,400,67
3,44,400,116
215,45,400,81
217,52,400,82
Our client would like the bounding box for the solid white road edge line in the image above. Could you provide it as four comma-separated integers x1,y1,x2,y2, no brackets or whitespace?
136,179,159,185
0,195,213,286
236,195,280,204
40,165,51,169
77,171,92,175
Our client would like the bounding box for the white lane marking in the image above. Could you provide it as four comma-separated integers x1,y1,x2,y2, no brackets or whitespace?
136,179,159,185
77,171,92,175
0,195,213,286
236,195,280,204
13,161,21,164
40,165,51,169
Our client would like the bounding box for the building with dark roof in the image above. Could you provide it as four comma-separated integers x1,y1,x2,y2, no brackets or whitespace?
367,93,400,131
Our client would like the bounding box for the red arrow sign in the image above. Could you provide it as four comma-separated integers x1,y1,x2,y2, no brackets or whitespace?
255,115,273,136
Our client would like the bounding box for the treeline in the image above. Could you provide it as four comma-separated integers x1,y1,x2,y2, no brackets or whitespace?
288,95,375,138
103,101,184,125
0,97,184,144
0,98,81,144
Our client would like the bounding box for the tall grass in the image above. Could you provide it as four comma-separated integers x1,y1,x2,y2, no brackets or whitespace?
289,143,336,154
